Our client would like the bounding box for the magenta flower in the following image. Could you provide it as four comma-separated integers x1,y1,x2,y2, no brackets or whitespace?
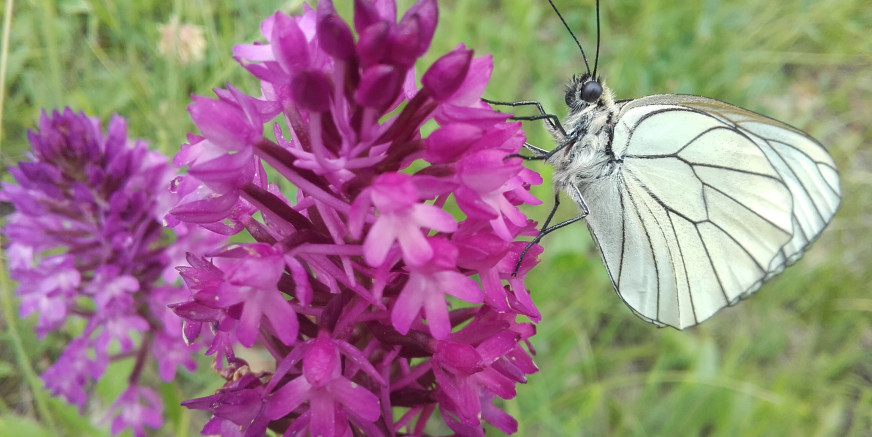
107,387,164,437
392,237,483,339
350,172,458,267
0,109,224,435
432,308,539,436
264,332,383,436
177,244,299,348
171,0,543,434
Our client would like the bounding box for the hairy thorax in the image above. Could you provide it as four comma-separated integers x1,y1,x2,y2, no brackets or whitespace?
547,85,620,194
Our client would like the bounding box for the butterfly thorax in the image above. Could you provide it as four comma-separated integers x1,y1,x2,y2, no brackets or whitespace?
548,78,620,192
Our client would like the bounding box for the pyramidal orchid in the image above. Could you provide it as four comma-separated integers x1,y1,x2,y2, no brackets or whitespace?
168,0,544,435
0,109,224,436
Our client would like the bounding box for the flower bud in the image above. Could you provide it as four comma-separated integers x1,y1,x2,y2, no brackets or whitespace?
421,46,473,102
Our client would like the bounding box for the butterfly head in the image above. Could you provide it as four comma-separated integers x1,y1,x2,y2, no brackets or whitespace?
565,74,606,108
564,74,616,118
566,74,603,106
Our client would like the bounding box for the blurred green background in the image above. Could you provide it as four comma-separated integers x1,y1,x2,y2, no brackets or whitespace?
1,0,869,435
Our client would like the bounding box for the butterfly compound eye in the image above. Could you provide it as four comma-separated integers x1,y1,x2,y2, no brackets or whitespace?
581,80,603,103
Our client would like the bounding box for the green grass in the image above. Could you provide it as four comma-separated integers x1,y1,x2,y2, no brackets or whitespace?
1,0,870,436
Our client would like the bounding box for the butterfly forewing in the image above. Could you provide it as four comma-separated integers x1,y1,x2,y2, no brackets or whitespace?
646,95,842,266
578,95,839,329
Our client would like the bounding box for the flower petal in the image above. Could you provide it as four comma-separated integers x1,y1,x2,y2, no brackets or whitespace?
329,378,380,421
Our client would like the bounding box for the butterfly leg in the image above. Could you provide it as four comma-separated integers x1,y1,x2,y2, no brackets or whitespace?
523,142,550,156
482,98,573,162
481,98,566,136
513,190,587,275
506,142,551,161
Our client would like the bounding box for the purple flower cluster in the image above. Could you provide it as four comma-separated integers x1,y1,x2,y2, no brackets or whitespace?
0,109,222,436
167,0,544,435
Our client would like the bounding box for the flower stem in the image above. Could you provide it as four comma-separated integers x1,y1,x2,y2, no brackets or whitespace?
128,331,154,386
254,139,353,215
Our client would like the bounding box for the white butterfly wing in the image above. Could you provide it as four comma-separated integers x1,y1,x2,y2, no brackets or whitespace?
580,94,840,329
625,95,842,270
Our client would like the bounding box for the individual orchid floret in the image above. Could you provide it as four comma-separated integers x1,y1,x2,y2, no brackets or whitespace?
176,245,299,348
391,237,483,339
264,332,383,436
170,0,544,435
106,386,164,437
0,109,224,436
350,172,457,267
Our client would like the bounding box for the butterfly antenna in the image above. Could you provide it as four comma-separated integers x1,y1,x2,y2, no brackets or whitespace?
592,0,601,78
547,0,591,76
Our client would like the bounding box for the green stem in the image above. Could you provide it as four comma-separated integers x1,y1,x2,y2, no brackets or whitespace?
0,0,14,150
37,0,63,107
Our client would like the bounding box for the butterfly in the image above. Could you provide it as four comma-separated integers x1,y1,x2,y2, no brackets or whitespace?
485,0,841,329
